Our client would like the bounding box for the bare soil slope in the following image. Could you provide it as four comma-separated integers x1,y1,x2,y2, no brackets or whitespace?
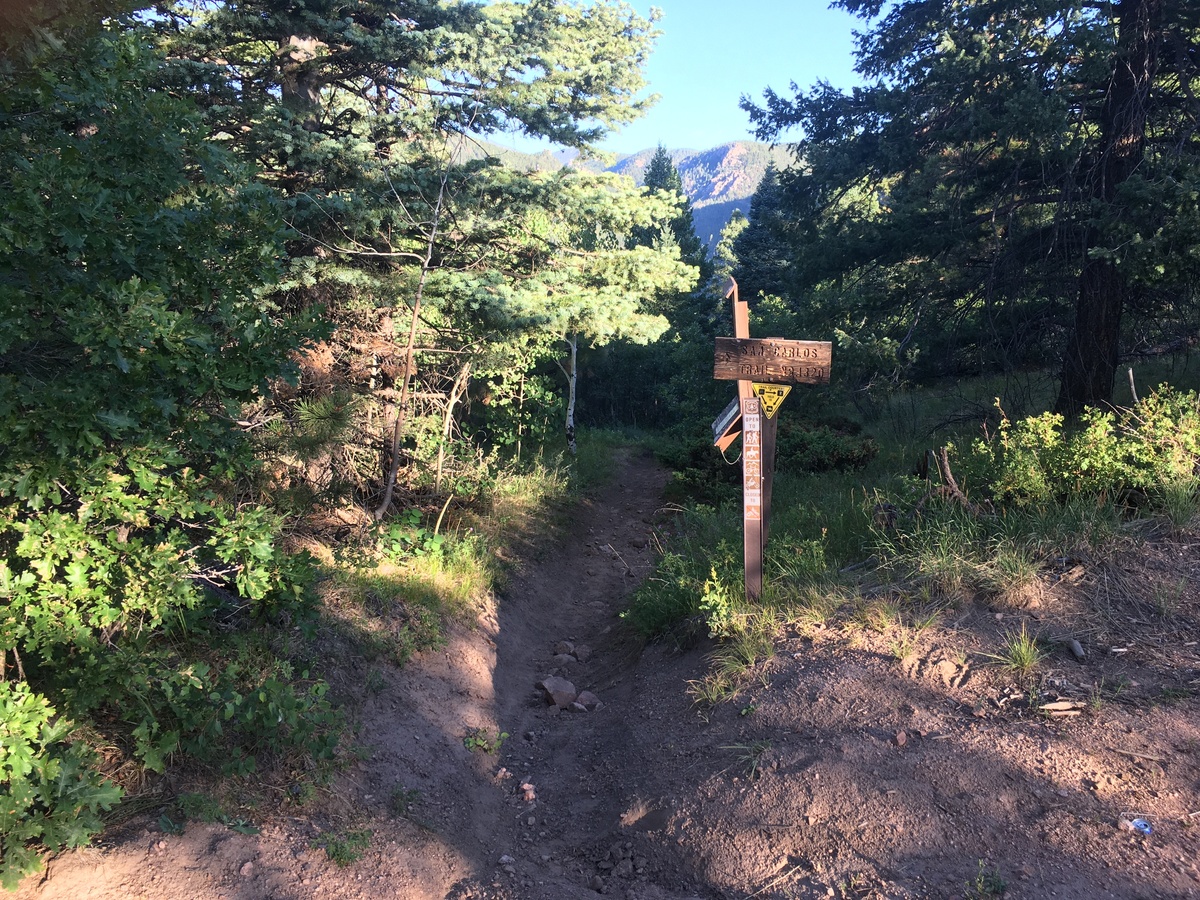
17,449,1200,900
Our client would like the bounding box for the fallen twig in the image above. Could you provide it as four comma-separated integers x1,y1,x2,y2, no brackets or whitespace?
745,861,806,899
1108,746,1168,764
838,555,878,574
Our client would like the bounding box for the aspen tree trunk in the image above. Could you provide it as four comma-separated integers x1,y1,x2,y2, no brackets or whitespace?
560,335,578,456
435,361,471,492
516,370,526,462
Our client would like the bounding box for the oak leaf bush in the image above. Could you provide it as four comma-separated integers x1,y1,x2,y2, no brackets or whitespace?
968,388,1200,508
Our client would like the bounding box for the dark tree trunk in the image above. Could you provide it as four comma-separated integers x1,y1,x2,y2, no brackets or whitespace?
279,35,323,114
1057,0,1161,416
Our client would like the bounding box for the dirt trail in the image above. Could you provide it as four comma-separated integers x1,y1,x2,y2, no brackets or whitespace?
17,448,699,900
16,449,1200,900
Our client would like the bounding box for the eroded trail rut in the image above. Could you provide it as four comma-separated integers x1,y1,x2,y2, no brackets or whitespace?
20,449,707,900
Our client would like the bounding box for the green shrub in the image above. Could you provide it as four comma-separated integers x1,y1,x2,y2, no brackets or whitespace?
51,639,340,778
657,439,742,506
699,566,742,639
624,551,707,636
624,506,743,637
969,388,1200,511
776,419,879,474
0,27,334,877
0,683,122,889
381,509,446,562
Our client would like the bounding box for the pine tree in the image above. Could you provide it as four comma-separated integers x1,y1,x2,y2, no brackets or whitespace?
746,0,1200,409
732,164,791,302
157,0,692,483
633,145,706,269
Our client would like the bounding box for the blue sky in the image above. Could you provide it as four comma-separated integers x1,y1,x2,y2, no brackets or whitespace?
497,1,865,155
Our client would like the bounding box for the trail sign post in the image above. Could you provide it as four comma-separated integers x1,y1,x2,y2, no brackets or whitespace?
711,278,833,601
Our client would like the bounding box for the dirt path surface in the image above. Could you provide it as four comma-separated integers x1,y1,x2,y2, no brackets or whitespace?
17,449,1200,899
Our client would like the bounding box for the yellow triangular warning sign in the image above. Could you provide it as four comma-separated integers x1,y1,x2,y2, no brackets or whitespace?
752,383,791,419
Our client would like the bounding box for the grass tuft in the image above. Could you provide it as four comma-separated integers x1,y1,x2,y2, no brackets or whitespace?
312,828,372,866
721,741,773,781
984,623,1046,678
981,539,1042,608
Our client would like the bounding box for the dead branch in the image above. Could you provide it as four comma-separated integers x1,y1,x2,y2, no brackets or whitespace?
914,447,994,517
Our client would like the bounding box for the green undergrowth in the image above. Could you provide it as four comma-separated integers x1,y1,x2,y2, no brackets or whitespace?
0,431,596,888
629,383,1200,703
317,434,618,677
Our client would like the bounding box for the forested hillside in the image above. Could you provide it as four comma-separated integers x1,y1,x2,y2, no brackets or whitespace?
474,139,790,247
0,0,696,885
607,142,792,246
4,0,1200,894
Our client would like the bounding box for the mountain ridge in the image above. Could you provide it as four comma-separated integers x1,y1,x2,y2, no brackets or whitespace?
596,141,791,246
474,139,791,247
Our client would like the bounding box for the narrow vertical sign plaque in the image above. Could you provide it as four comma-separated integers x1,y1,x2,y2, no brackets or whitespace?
743,398,762,521
742,395,763,600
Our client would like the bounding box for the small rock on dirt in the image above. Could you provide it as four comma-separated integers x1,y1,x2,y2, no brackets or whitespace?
576,690,602,710
239,861,255,877
553,653,576,667
537,676,577,708
553,640,575,656
574,644,593,662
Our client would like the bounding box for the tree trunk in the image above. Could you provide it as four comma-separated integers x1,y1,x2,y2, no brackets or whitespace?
435,361,471,492
373,177,448,521
563,335,578,456
516,370,526,462
1057,0,1161,416
279,35,323,113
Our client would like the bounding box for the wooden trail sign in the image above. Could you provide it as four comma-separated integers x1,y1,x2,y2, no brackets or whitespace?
713,338,832,384
713,278,832,601
711,396,742,452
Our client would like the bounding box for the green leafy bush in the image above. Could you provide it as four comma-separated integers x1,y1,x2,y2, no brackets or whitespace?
776,419,879,474
0,26,333,882
0,684,121,889
624,522,742,637
969,388,1200,509
382,509,446,561
698,566,741,638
